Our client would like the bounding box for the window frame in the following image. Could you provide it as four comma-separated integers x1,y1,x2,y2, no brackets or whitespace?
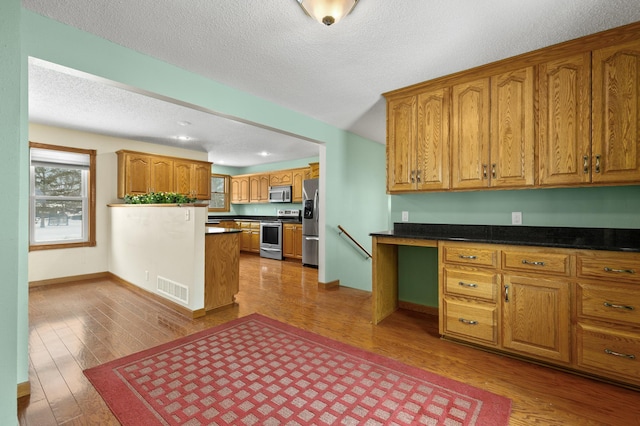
29,142,96,251
208,173,230,213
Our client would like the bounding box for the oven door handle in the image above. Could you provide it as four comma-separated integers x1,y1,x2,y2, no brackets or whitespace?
260,247,281,252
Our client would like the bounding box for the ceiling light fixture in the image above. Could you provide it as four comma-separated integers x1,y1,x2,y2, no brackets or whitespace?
177,120,191,126
259,151,271,157
296,0,359,26
176,135,191,141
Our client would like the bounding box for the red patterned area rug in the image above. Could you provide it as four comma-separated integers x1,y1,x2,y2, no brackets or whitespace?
84,313,511,425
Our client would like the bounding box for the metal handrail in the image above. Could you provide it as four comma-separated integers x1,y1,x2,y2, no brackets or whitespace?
337,225,372,259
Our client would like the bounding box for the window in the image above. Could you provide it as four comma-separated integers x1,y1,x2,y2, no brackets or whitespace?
209,174,230,212
29,142,96,250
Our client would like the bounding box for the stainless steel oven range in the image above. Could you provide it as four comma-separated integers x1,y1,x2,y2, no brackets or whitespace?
259,221,283,260
259,209,300,261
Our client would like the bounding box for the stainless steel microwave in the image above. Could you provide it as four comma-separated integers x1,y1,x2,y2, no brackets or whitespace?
268,185,291,203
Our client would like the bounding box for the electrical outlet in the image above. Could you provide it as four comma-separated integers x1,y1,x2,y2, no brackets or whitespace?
512,211,522,225
402,211,409,222
185,210,190,221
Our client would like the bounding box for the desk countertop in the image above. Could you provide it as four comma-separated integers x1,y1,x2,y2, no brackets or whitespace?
371,223,640,253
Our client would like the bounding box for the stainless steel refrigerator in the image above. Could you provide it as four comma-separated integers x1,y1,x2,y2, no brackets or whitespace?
302,178,319,267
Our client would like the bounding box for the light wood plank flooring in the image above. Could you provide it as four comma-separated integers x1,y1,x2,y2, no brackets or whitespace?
19,253,640,425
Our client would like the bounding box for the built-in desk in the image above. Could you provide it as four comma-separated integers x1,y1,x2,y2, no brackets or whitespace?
371,223,640,325
371,223,640,389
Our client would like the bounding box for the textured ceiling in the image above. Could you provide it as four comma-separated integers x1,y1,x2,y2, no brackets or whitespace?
23,0,640,167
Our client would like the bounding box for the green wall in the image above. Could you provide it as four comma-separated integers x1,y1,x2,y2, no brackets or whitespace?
390,185,640,228
391,185,640,308
3,12,386,420
1,0,24,422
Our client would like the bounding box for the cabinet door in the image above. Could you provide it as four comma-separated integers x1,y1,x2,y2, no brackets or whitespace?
270,171,293,186
231,178,241,203
258,174,270,202
592,39,640,183
502,274,571,363
539,54,592,186
250,224,261,253
150,157,174,193
232,177,250,203
282,224,295,258
416,88,450,190
451,78,490,189
291,168,306,202
125,153,151,195
387,95,417,192
293,225,303,259
249,175,260,203
490,67,535,188
191,162,211,199
174,161,193,195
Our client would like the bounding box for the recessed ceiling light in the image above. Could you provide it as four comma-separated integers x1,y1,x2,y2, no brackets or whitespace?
259,151,271,157
177,121,191,126
176,135,191,141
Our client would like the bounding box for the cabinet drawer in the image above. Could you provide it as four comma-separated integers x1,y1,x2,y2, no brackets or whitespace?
577,252,640,284
576,323,640,384
442,245,498,268
442,299,497,345
443,268,499,302
577,282,640,326
502,249,571,276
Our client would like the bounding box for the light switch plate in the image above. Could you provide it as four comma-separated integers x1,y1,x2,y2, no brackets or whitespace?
512,211,522,225
402,211,409,222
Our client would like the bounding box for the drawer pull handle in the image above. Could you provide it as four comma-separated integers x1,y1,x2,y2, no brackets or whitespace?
458,318,478,325
604,349,636,360
604,267,635,274
458,281,478,288
504,284,509,302
603,302,634,311
459,255,477,260
522,259,545,266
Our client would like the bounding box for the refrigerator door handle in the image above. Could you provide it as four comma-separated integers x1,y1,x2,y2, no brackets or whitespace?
314,189,319,222
305,236,319,241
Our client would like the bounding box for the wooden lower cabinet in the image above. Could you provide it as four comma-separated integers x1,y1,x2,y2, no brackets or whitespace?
204,232,239,311
283,223,303,259
502,274,571,363
439,241,640,388
239,221,260,253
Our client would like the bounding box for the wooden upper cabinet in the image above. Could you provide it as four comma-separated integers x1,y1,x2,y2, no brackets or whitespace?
592,39,640,184
490,66,535,188
231,175,250,203
150,157,174,193
387,95,417,192
539,54,592,186
191,162,211,199
121,152,151,195
417,88,450,190
117,150,211,199
249,174,269,203
270,171,293,186
173,160,211,200
291,168,307,202
451,78,490,189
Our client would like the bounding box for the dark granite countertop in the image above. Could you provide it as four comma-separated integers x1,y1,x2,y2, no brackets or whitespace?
371,223,640,253
205,227,242,235
207,215,301,224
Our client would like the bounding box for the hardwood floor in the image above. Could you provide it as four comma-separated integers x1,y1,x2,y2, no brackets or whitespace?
19,253,639,425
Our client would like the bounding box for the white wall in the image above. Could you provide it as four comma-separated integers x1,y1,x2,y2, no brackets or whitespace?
28,123,210,282
109,205,206,311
